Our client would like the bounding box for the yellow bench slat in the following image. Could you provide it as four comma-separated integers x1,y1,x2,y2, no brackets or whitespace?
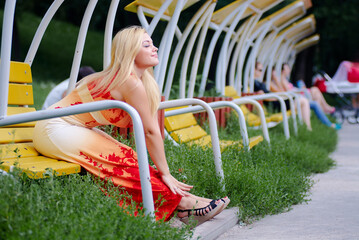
267,110,291,122
224,86,239,98
8,83,34,105
190,135,263,151
0,127,34,144
170,125,207,143
190,135,212,147
1,61,82,179
124,0,199,16
212,0,249,25
0,156,81,179
9,61,32,83
224,87,262,126
189,136,242,152
211,0,279,25
248,135,264,149
2,107,37,127
0,143,39,159
164,113,198,132
219,139,241,151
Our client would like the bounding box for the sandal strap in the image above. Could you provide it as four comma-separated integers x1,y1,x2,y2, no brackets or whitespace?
178,199,219,217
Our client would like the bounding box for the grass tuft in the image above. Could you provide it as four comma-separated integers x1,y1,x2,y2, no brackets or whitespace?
0,172,190,240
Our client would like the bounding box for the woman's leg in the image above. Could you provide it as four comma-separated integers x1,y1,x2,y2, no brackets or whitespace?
34,118,227,222
310,101,333,126
310,86,335,113
34,118,183,221
300,97,312,131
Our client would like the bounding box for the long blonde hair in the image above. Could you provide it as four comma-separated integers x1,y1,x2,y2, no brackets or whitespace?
78,26,160,115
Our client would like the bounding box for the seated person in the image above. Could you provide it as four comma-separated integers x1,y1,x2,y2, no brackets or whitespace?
331,60,359,109
332,60,359,83
33,26,229,224
274,63,340,130
282,63,335,114
42,66,96,109
254,62,312,131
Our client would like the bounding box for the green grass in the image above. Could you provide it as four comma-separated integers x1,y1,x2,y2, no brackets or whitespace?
0,114,337,237
0,172,190,240
165,113,336,222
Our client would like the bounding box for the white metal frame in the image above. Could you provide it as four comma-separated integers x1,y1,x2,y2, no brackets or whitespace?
164,0,216,99
235,93,291,139
198,0,255,97
159,98,225,188
67,0,98,94
287,34,319,67
263,15,316,90
103,0,121,69
0,0,16,119
24,0,65,66
243,0,307,93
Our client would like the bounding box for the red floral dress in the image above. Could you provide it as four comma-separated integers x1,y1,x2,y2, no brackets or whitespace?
33,82,181,221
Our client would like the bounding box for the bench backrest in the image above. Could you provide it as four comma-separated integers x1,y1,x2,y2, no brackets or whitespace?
0,62,36,145
0,61,81,178
164,107,208,143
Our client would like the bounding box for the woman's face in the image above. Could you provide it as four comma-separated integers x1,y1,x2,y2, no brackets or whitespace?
283,64,291,76
134,33,159,69
255,63,263,79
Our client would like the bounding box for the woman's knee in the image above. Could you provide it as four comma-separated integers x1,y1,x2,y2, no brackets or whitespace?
300,97,309,107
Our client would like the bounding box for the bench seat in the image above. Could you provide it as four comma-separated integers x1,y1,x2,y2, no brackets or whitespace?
0,61,81,178
165,106,263,151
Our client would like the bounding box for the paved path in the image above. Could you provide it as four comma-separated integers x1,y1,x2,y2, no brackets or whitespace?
217,122,359,240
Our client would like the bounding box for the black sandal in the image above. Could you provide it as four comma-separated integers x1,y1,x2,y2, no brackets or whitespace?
218,196,230,209
178,199,224,226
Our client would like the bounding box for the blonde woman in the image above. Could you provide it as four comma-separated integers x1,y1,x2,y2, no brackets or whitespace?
33,26,228,224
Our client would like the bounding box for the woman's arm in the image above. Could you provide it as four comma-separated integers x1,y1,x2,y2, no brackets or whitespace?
271,71,284,92
270,83,281,92
116,76,192,196
281,76,291,91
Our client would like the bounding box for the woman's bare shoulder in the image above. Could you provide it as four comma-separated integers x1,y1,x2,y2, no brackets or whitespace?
111,74,143,100
123,74,142,90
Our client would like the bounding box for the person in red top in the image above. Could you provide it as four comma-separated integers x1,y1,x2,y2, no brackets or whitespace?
33,26,229,225
332,61,359,109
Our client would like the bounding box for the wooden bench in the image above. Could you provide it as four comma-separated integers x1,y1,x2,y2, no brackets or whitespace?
0,61,81,178
164,107,263,151
224,86,291,127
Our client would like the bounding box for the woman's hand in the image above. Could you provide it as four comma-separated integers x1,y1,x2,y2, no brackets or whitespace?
161,173,193,197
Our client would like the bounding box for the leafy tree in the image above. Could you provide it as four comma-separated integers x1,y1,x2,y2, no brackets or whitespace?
311,0,359,75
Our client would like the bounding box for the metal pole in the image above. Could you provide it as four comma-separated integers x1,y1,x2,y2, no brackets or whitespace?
239,93,290,139
163,0,211,99
103,0,120,69
155,0,185,93
67,0,98,94
232,98,271,144
159,99,225,189
0,0,16,119
25,0,65,66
